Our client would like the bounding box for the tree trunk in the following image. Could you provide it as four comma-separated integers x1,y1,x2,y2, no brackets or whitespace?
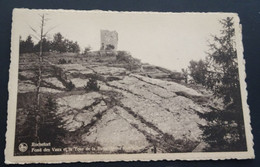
35,14,45,142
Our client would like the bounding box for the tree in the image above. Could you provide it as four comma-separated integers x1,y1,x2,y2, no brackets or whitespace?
26,14,55,143
34,38,52,52
188,59,208,86
206,17,240,106
52,33,80,53
38,97,66,146
15,104,39,151
83,46,91,54
52,33,66,53
198,17,246,151
70,41,80,53
16,97,66,154
181,68,188,83
19,35,34,53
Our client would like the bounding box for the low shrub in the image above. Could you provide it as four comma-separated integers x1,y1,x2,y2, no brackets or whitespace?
116,51,131,63
106,76,121,82
116,51,141,71
84,76,100,92
58,59,67,64
67,81,75,91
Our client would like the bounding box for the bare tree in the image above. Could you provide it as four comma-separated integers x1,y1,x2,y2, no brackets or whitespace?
29,14,53,141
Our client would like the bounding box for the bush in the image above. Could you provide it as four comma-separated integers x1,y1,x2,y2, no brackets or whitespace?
84,77,100,92
106,44,115,50
58,58,67,64
116,51,141,71
188,59,208,86
116,51,131,63
106,76,121,82
67,81,75,91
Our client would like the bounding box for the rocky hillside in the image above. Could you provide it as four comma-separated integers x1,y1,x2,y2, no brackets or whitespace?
17,51,222,153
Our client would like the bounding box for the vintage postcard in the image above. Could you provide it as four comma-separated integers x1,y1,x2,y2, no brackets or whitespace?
5,9,254,164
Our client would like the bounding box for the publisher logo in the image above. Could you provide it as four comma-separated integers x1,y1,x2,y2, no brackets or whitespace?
18,143,28,152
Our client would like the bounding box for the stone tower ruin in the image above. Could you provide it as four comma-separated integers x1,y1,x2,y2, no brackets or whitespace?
100,30,118,51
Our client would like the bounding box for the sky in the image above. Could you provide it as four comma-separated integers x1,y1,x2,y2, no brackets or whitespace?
15,9,236,72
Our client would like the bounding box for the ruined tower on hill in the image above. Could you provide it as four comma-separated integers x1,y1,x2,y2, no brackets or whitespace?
100,30,118,51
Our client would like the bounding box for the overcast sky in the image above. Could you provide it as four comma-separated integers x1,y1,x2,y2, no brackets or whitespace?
15,9,236,72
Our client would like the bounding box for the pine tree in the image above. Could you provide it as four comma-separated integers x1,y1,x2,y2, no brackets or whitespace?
38,97,66,146
198,17,246,151
188,59,208,86
19,35,34,53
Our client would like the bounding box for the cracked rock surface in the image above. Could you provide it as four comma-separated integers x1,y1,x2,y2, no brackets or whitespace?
18,55,219,153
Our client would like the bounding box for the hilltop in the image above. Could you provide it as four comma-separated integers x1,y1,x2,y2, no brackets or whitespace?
16,51,222,154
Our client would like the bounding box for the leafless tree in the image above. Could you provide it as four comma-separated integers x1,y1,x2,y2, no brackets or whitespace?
29,14,55,141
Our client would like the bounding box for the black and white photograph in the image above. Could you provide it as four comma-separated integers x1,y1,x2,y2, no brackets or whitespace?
5,9,254,163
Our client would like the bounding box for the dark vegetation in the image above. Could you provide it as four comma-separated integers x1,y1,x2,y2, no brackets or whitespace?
19,32,80,54
38,97,66,145
115,51,141,71
58,58,67,64
106,44,115,50
186,17,246,151
15,96,66,155
52,65,75,91
188,59,208,86
67,81,75,91
84,75,100,92
83,46,91,54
